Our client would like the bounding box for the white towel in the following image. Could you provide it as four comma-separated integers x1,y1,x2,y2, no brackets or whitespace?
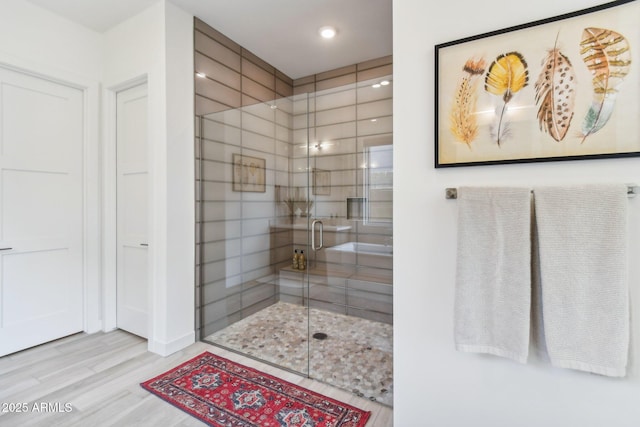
530,205,550,362
534,184,629,377
454,187,532,363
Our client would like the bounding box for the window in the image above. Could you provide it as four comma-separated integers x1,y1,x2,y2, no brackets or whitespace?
363,136,392,224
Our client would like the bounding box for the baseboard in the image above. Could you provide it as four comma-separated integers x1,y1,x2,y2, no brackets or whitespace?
148,330,195,356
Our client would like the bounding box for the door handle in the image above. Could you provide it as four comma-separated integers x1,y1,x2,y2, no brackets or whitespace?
140,243,149,247
0,247,12,251
311,220,323,251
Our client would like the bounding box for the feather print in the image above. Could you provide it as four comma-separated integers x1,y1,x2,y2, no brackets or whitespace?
450,58,486,147
579,27,631,142
484,52,529,145
534,38,576,142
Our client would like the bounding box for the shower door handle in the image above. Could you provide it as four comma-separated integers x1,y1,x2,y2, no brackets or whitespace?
311,220,324,251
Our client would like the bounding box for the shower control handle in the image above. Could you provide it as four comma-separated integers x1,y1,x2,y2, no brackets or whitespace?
311,220,323,251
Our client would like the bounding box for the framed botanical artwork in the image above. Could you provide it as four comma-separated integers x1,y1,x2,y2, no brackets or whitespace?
232,154,266,192
435,0,638,167
312,168,331,195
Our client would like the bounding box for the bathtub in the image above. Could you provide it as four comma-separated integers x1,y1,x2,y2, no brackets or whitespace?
327,242,393,256
324,241,393,270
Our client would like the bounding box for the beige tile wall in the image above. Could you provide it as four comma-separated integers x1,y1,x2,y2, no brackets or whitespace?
195,15,393,334
195,18,293,336
292,56,392,219
290,57,394,323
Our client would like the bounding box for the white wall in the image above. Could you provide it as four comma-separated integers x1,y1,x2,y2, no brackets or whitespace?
162,0,196,352
0,0,103,333
0,0,102,79
394,0,640,425
103,0,195,355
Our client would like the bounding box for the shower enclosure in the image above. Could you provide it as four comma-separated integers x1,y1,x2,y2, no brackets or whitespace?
195,65,393,405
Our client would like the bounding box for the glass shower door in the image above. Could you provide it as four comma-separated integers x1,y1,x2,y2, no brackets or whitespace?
198,93,310,376
305,76,394,406
197,78,393,405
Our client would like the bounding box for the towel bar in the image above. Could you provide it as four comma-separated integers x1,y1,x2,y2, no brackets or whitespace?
445,185,638,199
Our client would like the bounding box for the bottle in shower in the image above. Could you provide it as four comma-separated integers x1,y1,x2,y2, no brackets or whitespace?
292,249,299,270
298,250,306,270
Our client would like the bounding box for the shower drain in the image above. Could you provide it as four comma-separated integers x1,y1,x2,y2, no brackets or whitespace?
312,332,328,340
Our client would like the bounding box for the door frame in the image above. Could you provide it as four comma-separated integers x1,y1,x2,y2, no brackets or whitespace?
103,75,150,334
0,56,102,336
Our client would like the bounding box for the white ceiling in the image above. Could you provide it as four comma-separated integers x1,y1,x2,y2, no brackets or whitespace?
25,0,392,79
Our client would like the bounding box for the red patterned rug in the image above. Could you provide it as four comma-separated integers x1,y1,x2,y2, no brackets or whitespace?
141,351,371,427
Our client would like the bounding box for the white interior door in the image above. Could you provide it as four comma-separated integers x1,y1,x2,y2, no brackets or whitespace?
116,83,149,338
0,67,84,356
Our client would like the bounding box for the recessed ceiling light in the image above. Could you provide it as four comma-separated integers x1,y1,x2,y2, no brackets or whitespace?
372,83,381,88
196,72,206,78
319,26,337,39
380,80,390,86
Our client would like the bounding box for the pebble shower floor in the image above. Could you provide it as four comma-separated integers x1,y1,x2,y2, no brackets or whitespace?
205,302,393,406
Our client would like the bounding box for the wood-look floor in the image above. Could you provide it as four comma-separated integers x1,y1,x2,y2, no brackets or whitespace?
0,330,392,426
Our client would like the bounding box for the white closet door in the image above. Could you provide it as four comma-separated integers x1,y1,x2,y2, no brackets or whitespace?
0,68,84,356
116,84,148,338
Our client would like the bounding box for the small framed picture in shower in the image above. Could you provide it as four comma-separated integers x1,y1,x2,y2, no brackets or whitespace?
312,168,331,196
232,153,266,192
